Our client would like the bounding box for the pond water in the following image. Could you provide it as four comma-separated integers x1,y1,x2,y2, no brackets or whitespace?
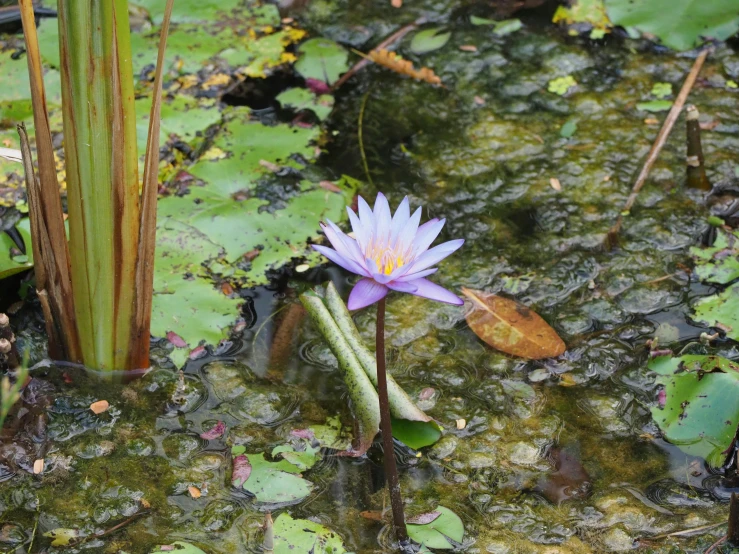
3,0,739,552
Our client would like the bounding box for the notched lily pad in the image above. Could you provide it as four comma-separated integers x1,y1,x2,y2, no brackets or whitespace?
691,228,739,285
692,283,739,341
273,512,347,553
407,505,464,550
231,446,314,504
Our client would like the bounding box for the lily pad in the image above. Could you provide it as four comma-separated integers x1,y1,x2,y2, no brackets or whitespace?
276,88,335,121
650,355,739,465
407,506,464,550
294,38,350,86
691,228,739,284
470,16,523,36
553,0,611,36
273,513,347,554
391,418,442,450
692,283,739,341
548,75,577,96
605,0,739,51
149,542,207,554
410,28,452,54
650,82,673,99
231,447,314,504
636,100,673,112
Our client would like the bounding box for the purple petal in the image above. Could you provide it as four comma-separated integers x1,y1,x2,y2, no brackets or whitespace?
389,197,411,245
407,239,464,274
323,220,367,270
357,196,375,231
397,206,423,254
408,278,463,305
347,208,370,251
373,193,392,243
347,278,389,310
313,245,368,276
387,280,418,293
412,218,445,255
395,267,438,282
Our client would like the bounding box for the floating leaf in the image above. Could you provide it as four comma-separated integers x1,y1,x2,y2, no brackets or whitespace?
89,400,110,414
692,283,739,341
44,528,80,547
407,506,464,550
605,0,739,51
410,28,452,54
559,118,578,138
200,421,226,440
650,82,673,99
636,100,672,112
547,75,577,95
231,448,313,504
461,287,566,359
273,513,347,554
470,16,523,35
231,452,252,488
691,228,739,285
272,443,321,470
650,355,739,465
276,88,335,121
407,511,442,525
149,542,207,554
295,38,350,85
553,0,611,36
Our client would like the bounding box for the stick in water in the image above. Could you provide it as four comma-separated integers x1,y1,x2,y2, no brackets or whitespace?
685,104,710,191
605,49,709,249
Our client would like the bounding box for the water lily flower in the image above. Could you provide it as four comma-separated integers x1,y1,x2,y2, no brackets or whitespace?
313,193,464,310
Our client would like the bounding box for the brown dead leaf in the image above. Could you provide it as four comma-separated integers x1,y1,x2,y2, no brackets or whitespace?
33,458,44,474
319,180,342,193
459,44,478,52
90,400,110,414
456,418,466,430
188,486,201,499
360,510,385,521
461,287,566,359
549,177,561,191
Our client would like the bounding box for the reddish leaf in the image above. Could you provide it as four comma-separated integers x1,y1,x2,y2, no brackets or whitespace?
319,180,342,193
232,455,252,488
305,78,331,95
461,287,565,359
189,345,207,360
406,511,441,525
167,331,187,348
200,421,226,440
290,429,315,440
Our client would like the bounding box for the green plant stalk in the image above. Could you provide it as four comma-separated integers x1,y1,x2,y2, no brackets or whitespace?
300,291,381,455
323,281,432,423
57,0,140,370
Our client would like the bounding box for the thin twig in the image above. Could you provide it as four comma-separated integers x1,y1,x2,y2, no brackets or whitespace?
332,17,426,90
65,510,149,548
358,89,374,188
704,534,727,554
651,521,726,540
605,49,709,249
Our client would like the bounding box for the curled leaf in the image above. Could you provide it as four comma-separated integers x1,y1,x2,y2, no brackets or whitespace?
232,454,252,488
200,420,226,440
461,287,565,359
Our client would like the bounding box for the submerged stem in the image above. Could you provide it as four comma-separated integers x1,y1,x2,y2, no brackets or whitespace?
376,298,410,549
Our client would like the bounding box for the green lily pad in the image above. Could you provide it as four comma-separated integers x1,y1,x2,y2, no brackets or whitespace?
0,217,33,280
273,513,347,554
692,282,739,341
407,506,464,550
650,355,739,465
272,443,321,470
547,75,577,95
605,0,739,51
636,100,672,112
553,0,611,35
232,449,314,504
691,228,739,285
391,418,442,450
294,38,350,86
149,542,207,553
410,28,452,55
650,82,673,99
559,118,578,138
470,16,523,36
277,88,335,121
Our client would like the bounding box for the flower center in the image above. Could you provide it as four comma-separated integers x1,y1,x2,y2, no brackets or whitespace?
366,240,409,276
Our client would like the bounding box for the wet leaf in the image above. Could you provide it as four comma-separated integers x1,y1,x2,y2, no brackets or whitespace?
650,354,739,465
272,443,321,470
553,0,611,36
406,505,464,550
410,28,452,54
231,452,252,488
491,19,523,35
559,118,578,138
605,0,739,51
462,287,566,359
188,486,201,498
650,82,673,98
391,418,442,450
0,218,33,279
534,447,591,504
149,542,207,554
231,448,313,504
200,421,226,440
89,400,110,414
276,88,334,121
294,38,350,85
44,528,80,547
692,283,739,341
636,100,672,112
407,511,441,525
547,75,577,95
691,228,739,285
273,513,347,554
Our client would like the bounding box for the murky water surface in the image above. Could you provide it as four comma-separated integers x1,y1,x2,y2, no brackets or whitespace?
4,1,739,552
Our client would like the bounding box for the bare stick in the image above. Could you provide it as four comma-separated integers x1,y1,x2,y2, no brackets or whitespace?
704,535,727,554
686,104,710,190
332,17,426,90
605,49,709,248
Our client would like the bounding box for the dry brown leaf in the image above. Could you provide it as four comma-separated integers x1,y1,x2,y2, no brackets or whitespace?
90,400,110,414
549,177,562,191
367,49,442,86
188,486,201,499
456,418,466,430
459,44,478,52
461,287,566,359
360,510,385,521
33,458,44,474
